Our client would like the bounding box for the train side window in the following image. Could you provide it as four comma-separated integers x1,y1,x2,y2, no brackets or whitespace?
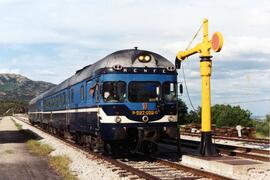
60,95,62,107
89,84,96,97
95,84,99,102
61,93,64,107
67,91,70,105
63,92,66,107
80,85,85,101
71,89,74,103
54,97,56,108
59,95,61,107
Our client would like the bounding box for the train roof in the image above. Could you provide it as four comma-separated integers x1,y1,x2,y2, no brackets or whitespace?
29,49,174,105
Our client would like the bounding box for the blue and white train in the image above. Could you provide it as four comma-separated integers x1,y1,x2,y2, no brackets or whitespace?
29,48,180,154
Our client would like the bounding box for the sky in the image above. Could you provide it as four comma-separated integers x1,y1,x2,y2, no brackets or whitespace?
0,0,269,116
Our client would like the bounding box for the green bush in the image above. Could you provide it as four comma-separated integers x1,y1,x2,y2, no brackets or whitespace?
178,103,254,128
254,115,270,137
211,104,253,127
0,100,27,116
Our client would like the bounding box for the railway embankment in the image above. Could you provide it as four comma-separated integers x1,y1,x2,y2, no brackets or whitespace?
0,116,61,180
11,116,129,180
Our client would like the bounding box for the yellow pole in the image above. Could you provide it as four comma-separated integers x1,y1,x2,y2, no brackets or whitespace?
200,60,212,132
175,18,223,156
200,18,212,132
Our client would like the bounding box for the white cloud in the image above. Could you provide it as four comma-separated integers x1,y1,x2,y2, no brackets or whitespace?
0,68,20,74
221,37,270,60
0,0,269,115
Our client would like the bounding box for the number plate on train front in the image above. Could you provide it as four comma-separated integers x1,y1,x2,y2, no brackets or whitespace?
132,111,158,115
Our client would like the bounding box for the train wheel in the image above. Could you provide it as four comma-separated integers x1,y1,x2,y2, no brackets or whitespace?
177,138,182,157
90,135,104,153
128,139,138,155
104,143,113,156
53,128,57,135
76,133,83,146
142,140,157,155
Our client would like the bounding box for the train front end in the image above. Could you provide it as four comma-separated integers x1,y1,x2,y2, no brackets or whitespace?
97,49,179,154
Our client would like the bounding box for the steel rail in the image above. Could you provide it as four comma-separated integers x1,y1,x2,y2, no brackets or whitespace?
181,132,270,144
157,159,233,180
13,116,233,180
13,116,159,180
179,139,270,162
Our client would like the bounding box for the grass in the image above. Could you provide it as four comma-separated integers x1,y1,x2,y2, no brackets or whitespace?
26,140,54,156
12,119,22,130
256,132,270,139
26,140,77,180
12,118,76,180
5,149,14,154
49,156,78,180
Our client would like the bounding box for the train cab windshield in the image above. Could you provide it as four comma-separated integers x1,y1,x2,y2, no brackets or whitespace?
103,81,126,102
129,82,160,102
162,82,177,102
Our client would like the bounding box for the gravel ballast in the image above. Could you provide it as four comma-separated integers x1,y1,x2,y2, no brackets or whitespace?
12,117,128,180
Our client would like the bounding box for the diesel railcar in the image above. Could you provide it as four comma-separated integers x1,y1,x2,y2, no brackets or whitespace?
29,49,180,154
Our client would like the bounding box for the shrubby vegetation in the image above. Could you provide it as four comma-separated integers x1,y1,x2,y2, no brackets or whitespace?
177,100,269,137
177,99,188,123
0,100,27,116
178,102,253,127
211,104,253,127
254,115,270,137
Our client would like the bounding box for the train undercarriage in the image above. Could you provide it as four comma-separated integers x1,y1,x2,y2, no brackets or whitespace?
30,120,180,156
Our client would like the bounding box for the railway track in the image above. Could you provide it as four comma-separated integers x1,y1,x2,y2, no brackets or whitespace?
13,115,232,180
181,132,270,144
178,139,270,162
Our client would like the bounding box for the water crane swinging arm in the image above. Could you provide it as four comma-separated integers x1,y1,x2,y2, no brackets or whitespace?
175,19,223,63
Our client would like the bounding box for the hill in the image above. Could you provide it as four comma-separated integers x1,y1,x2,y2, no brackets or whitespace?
0,73,55,102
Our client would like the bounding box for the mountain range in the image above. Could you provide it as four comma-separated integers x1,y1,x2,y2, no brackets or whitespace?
0,73,55,102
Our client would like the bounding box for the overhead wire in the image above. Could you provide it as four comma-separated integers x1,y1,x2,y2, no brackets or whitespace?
180,22,203,112
223,98,270,105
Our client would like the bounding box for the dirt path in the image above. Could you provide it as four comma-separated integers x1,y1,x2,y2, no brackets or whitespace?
0,116,62,180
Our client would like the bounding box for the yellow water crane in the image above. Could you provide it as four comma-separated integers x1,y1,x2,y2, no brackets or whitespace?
175,19,223,156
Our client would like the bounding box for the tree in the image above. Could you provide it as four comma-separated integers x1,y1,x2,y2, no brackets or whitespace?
177,99,188,124
254,114,270,137
0,100,28,116
178,104,254,128
211,104,253,127
185,109,200,124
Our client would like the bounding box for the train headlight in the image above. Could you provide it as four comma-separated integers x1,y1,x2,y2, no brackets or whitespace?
144,55,151,62
115,116,121,123
138,55,144,61
138,54,151,63
168,116,177,122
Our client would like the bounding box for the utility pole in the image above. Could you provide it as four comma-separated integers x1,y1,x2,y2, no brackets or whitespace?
175,19,223,156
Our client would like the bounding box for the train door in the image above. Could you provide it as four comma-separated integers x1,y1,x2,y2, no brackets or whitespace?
38,100,43,123
40,100,43,123
86,78,100,132
69,88,75,133
66,89,70,132
95,79,100,129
